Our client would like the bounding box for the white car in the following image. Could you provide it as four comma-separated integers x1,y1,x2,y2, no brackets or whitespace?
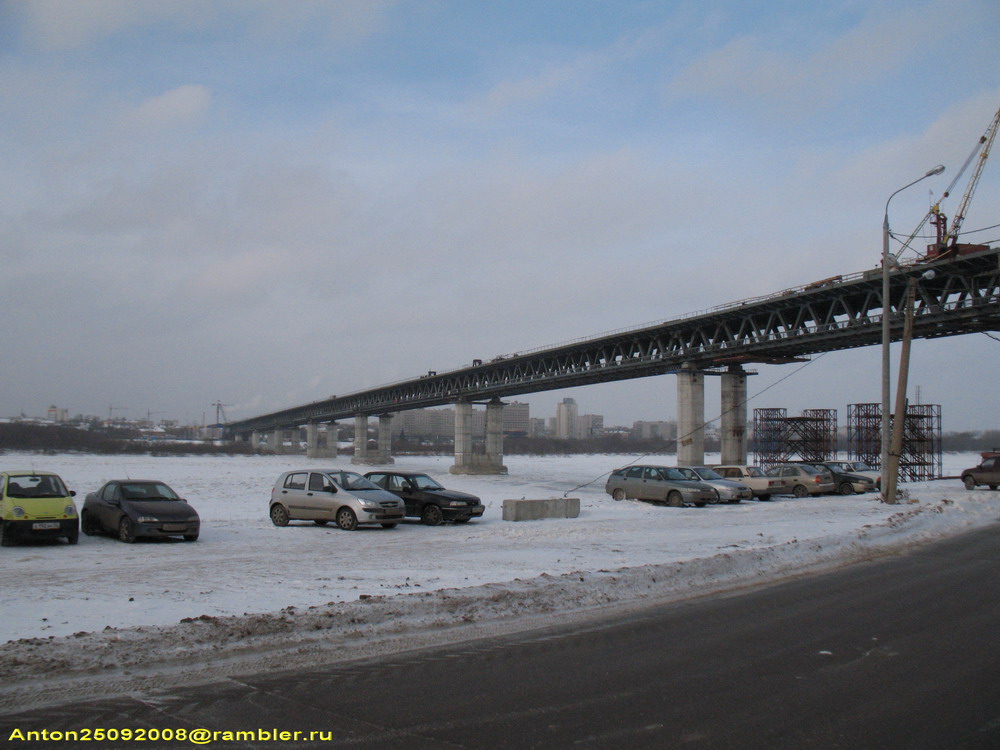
711,465,793,501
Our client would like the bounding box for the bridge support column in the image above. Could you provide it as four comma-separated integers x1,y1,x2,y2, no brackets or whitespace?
376,414,395,464
450,401,474,474
307,421,339,459
351,414,394,465
484,399,508,474
251,431,262,451
451,400,507,474
270,429,288,455
677,366,705,467
720,366,748,465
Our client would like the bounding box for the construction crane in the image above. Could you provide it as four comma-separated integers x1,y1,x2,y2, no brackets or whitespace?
927,105,1000,259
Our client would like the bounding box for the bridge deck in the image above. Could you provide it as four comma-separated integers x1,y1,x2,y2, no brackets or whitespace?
226,248,1000,436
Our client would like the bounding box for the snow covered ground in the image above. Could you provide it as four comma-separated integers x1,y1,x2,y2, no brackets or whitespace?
1,450,997,712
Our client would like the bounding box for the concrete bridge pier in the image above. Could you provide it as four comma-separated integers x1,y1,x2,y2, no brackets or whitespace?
250,431,262,451
306,420,338,459
677,366,706,467
270,428,289,455
351,414,394,465
451,399,507,475
720,366,748,465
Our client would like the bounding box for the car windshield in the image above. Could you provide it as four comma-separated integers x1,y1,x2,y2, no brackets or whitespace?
694,468,723,480
800,465,822,475
849,462,873,472
330,471,381,491
411,474,444,490
121,482,180,500
6,474,68,498
660,468,688,481
746,467,765,477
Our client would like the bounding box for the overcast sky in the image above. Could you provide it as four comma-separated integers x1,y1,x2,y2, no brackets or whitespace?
2,0,998,431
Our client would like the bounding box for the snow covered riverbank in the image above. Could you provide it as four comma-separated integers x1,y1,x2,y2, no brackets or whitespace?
0,451,997,711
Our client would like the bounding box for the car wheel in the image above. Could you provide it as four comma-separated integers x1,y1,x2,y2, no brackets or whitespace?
381,523,397,529
963,475,977,490
759,494,771,501
183,533,199,542
0,523,12,547
839,482,855,496
793,484,809,498
990,485,998,491
270,504,290,527
612,488,625,501
313,519,329,526
422,504,444,526
118,517,136,544
667,491,684,508
66,531,79,545
336,507,358,531
81,511,99,536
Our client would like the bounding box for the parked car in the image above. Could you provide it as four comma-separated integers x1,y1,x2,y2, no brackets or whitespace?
961,452,1000,490
764,464,836,497
676,467,753,503
790,461,875,495
81,480,200,543
364,471,484,526
711,465,791,500
270,469,405,531
605,465,718,507
820,460,881,488
0,470,78,546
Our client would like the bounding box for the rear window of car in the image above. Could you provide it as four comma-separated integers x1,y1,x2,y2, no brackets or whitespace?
283,473,307,490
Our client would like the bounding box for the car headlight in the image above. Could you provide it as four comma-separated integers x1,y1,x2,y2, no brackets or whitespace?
187,515,200,522
64,505,77,516
137,515,160,523
448,501,468,507
12,506,25,518
358,501,379,509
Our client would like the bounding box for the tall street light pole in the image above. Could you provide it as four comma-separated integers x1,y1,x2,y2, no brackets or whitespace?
881,165,944,503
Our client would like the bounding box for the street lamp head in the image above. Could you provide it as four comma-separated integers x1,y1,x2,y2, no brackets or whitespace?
925,165,945,177
922,269,936,280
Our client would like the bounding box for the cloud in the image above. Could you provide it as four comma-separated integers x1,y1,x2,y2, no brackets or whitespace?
663,0,966,117
124,85,212,130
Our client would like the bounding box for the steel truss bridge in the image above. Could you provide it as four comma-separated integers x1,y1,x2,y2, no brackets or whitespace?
225,247,1000,437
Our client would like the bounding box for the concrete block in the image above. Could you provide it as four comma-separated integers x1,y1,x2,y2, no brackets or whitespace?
502,497,580,522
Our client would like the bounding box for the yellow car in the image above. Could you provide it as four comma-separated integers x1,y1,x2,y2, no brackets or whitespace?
0,471,79,546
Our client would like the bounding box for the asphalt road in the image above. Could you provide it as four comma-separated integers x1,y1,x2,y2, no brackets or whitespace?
3,523,1000,749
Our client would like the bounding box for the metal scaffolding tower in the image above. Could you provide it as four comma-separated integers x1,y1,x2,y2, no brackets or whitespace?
753,408,838,470
847,403,942,480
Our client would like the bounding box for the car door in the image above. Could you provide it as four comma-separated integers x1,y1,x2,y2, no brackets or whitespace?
622,466,645,499
276,472,312,520
641,467,668,501
389,475,421,515
982,457,1000,486
96,482,124,531
304,472,339,519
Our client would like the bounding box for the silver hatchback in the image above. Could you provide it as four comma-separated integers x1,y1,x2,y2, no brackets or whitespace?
270,469,405,531
606,465,718,507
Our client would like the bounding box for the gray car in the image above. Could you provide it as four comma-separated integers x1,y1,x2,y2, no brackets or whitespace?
606,465,718,507
677,467,754,503
270,469,405,531
764,464,836,497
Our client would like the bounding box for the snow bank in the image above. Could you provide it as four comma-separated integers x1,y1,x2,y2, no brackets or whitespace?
0,451,996,712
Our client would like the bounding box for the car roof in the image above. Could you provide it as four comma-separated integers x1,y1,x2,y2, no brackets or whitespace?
3,470,62,476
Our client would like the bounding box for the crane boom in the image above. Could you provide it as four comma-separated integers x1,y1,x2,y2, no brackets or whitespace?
927,105,1000,258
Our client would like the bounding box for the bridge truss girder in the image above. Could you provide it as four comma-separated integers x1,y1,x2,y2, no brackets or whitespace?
226,248,1000,437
